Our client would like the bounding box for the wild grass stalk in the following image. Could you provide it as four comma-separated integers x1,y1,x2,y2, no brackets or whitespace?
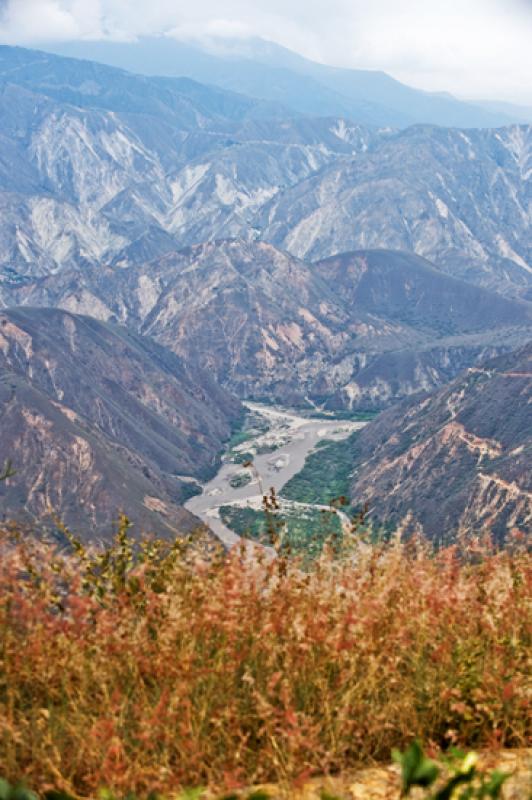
0,524,529,795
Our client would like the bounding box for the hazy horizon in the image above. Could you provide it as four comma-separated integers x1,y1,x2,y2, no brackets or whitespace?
0,0,531,105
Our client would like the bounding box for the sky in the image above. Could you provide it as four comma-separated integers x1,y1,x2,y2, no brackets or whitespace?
1,0,531,104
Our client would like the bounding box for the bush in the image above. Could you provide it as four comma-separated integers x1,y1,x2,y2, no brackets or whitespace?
0,743,513,800
0,524,529,795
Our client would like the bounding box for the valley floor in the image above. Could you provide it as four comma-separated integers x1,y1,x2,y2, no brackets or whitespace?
185,402,367,546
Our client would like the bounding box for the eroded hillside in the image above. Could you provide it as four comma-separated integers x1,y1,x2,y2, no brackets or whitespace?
348,343,532,540
0,306,241,538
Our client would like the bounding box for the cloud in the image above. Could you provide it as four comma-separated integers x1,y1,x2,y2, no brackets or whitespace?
318,0,532,104
0,0,531,103
0,0,103,41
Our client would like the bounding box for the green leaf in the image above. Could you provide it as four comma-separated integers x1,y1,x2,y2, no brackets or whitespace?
0,779,12,800
480,770,510,799
415,762,441,787
393,741,440,795
457,788,475,800
177,789,205,800
433,769,475,800
10,786,39,800
98,789,117,800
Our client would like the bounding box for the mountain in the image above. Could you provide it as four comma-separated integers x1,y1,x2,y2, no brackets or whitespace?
0,43,529,546
0,45,530,297
0,307,240,539
260,124,532,297
0,45,378,279
348,343,532,541
311,249,532,406
8,241,531,409
41,36,520,129
0,44,286,126
473,99,532,125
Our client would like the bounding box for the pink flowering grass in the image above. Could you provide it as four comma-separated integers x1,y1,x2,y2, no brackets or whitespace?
0,523,530,795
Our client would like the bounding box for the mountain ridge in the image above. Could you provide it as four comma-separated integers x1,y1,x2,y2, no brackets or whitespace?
39,35,521,129
0,45,529,297
0,306,241,539
260,124,532,297
8,240,531,409
347,342,532,540
0,43,530,545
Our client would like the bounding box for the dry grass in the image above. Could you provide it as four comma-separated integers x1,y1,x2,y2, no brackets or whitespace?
0,524,530,796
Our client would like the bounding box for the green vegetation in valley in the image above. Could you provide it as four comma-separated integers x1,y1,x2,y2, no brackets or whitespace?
282,405,380,422
231,450,255,465
219,503,342,557
292,406,379,421
280,431,360,513
227,429,254,450
254,441,281,455
178,481,202,502
228,471,252,489
225,411,271,463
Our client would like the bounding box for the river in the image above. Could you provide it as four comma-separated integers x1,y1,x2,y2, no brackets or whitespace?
185,402,367,547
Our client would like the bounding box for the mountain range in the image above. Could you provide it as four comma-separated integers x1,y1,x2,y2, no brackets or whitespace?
0,42,530,543
8,240,532,409
260,124,532,298
0,46,530,298
41,35,529,129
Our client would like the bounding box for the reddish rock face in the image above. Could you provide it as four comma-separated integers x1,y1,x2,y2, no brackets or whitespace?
0,306,241,541
347,342,532,541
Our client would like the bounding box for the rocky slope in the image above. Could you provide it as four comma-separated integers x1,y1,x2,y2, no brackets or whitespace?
0,86,369,279
0,307,240,539
311,249,532,406
0,46,530,298
9,241,532,409
0,45,383,277
260,124,532,298
348,343,532,541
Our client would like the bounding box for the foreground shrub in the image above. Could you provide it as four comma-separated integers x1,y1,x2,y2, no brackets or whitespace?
392,741,510,798
0,525,529,795
0,743,514,799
